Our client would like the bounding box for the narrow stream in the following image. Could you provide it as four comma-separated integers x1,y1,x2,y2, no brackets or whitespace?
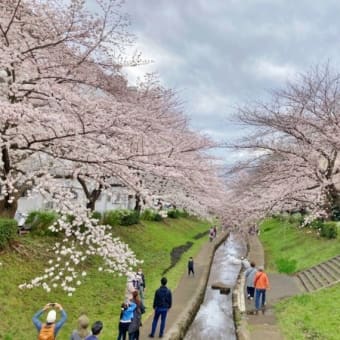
184,232,247,339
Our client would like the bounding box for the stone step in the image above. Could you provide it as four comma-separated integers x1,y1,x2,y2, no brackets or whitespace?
318,263,340,281
323,261,340,279
296,255,340,292
296,271,318,292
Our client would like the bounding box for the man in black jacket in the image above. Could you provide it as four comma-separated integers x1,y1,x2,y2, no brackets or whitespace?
148,277,172,338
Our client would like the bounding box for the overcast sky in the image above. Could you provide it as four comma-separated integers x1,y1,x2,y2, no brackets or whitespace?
118,0,340,161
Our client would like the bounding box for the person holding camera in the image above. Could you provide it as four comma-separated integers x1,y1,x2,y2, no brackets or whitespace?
32,302,67,339
117,300,136,340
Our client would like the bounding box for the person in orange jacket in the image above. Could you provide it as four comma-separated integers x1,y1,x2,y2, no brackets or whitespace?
253,266,270,313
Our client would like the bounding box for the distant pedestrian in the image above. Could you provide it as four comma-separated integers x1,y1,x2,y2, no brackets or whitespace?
85,321,103,340
213,226,217,238
244,262,257,300
188,257,195,276
135,268,146,302
71,314,91,340
148,277,172,338
254,266,270,314
32,302,67,340
209,227,214,242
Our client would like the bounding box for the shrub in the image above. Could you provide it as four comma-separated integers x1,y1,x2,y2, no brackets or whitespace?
140,209,163,222
103,210,122,226
91,211,102,221
167,209,180,218
120,210,139,226
178,209,189,218
289,213,303,225
275,257,297,274
103,209,140,226
140,209,154,221
25,211,58,236
0,218,17,249
308,218,324,230
153,213,163,221
320,222,338,239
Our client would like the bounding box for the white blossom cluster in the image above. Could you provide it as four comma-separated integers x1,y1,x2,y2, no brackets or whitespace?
19,178,142,294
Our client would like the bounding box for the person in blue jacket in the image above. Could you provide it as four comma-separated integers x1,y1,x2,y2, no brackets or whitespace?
117,300,136,340
32,302,67,338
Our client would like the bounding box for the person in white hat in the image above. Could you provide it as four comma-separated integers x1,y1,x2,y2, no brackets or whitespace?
32,302,67,339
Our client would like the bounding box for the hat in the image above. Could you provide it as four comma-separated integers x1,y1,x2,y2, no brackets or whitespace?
46,310,56,323
77,314,90,338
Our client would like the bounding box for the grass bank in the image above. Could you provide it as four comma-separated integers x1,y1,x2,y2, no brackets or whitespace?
0,217,210,340
260,217,340,339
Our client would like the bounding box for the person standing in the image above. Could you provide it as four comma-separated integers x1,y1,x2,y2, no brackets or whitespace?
128,290,145,340
244,262,257,300
135,268,146,302
85,321,103,340
32,302,67,339
148,277,172,338
187,257,194,276
254,266,270,314
71,314,91,340
117,301,137,340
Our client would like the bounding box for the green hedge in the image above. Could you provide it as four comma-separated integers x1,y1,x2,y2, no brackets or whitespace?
140,209,163,222
0,218,17,249
25,211,59,236
103,209,140,226
167,209,189,219
320,222,338,239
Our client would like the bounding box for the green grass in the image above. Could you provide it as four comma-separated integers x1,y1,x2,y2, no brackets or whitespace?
260,217,340,339
0,217,210,340
260,218,340,272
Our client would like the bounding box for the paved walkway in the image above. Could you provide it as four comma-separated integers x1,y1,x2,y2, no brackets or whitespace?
240,235,302,340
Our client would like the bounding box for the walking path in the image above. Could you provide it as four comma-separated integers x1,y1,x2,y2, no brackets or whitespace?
139,232,303,340
139,232,228,340
238,235,302,340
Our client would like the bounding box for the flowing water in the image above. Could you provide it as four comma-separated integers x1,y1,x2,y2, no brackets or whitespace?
184,232,247,340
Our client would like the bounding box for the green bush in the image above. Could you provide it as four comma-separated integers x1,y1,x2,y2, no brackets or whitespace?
320,222,338,239
309,218,324,230
179,210,190,218
91,211,102,221
25,211,58,236
103,209,140,226
289,213,303,225
0,218,17,249
120,210,139,226
140,209,155,221
275,257,297,274
153,213,163,221
167,209,180,218
140,209,163,222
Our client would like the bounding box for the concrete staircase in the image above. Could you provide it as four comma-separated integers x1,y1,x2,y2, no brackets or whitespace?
295,255,340,292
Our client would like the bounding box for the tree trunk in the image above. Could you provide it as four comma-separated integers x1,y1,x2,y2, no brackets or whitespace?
0,195,18,218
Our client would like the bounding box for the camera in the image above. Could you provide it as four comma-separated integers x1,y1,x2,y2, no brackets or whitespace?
49,303,56,307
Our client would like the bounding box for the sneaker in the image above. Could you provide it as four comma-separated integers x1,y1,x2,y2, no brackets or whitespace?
250,297,253,300
148,334,154,338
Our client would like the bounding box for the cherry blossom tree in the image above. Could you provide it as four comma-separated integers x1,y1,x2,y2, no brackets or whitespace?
226,65,340,224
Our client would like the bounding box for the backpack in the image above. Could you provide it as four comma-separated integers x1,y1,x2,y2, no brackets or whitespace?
38,323,55,340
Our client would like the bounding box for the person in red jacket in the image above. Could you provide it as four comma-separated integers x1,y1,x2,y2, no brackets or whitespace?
253,266,270,314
